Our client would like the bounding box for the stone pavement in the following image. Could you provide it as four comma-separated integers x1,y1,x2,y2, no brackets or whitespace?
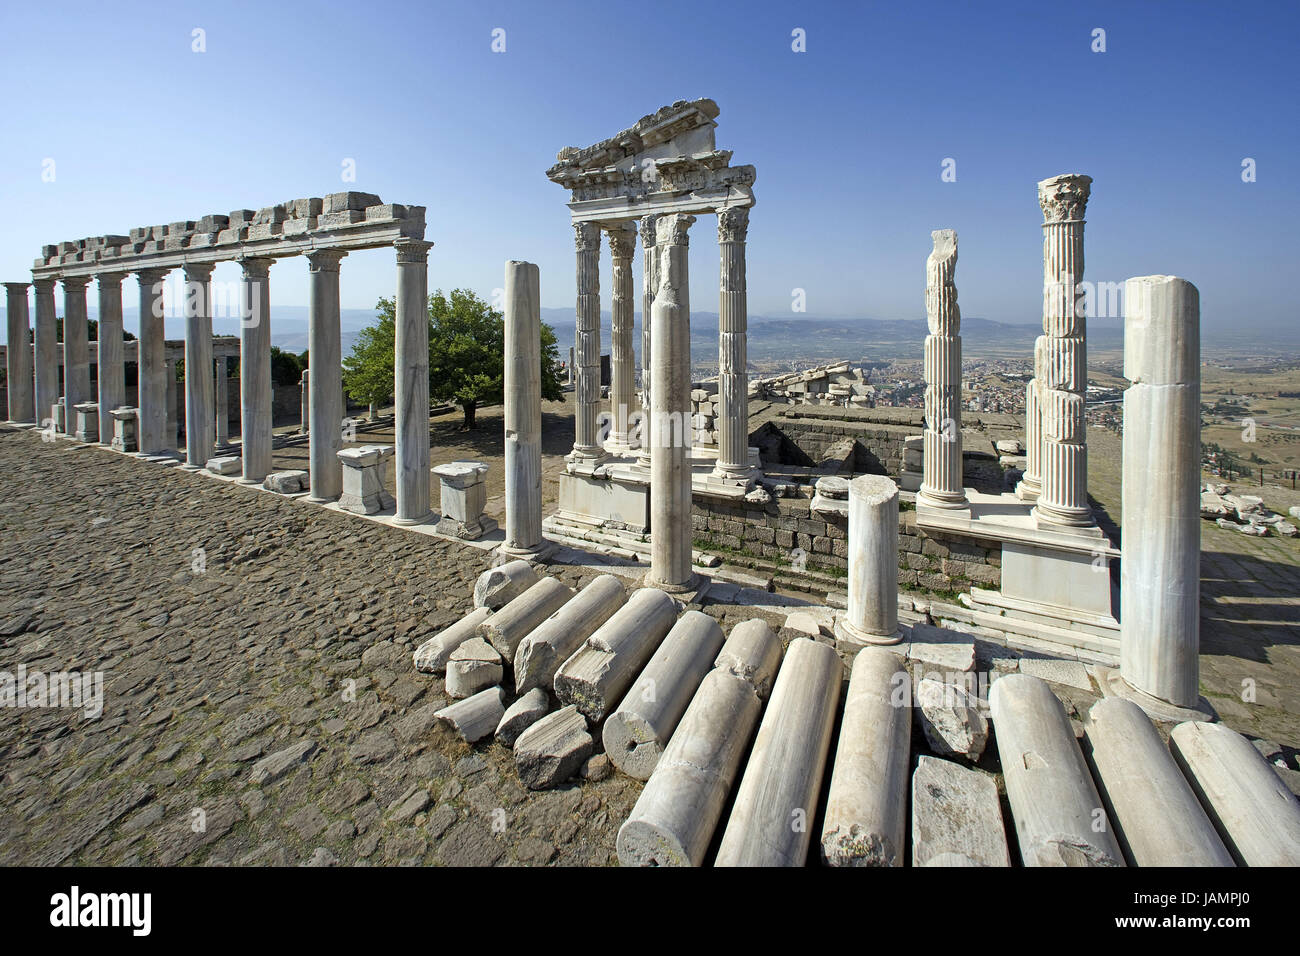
0,427,636,866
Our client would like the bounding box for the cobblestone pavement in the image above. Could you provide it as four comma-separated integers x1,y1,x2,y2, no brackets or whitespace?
0,427,638,866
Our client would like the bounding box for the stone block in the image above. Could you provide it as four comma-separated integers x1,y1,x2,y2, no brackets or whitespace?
263,470,308,494
445,637,503,699
911,756,1009,866
915,678,989,760
207,455,242,476
513,705,592,790
338,445,395,514
324,191,383,213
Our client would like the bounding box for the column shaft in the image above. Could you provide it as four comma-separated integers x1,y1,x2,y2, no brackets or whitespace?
503,260,545,554
183,264,215,468
714,207,754,483
836,475,903,645
62,277,91,425
214,356,229,448
307,249,346,501
136,269,169,454
393,239,432,523
33,279,58,428
239,258,273,480
570,222,605,465
4,284,34,423
918,229,967,508
605,222,637,455
637,216,658,468
96,274,127,442
647,214,696,591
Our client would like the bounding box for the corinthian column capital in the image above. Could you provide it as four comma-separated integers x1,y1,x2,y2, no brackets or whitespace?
1038,173,1092,223
717,206,750,244
638,215,659,248
605,221,637,261
574,221,601,253
306,247,347,272
655,214,695,248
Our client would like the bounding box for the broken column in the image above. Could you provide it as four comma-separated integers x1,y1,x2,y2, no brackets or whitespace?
473,559,539,609
554,586,679,722
1084,698,1232,866
989,673,1124,866
514,573,626,694
636,215,658,468
617,619,782,866
1032,174,1094,528
712,206,756,486
95,273,127,444
433,461,496,539
239,258,273,480
715,638,842,867
4,283,34,423
911,756,1010,867
918,229,967,510
61,276,91,430
645,214,696,592
182,263,215,469
393,239,432,523
514,705,593,790
32,279,58,430
501,260,548,556
834,475,903,646
568,222,605,467
413,606,493,674
135,268,169,454
605,222,637,455
479,577,574,661
214,355,229,449
299,368,309,434
1119,276,1202,711
306,248,346,502
821,647,912,866
435,686,507,744
602,610,725,780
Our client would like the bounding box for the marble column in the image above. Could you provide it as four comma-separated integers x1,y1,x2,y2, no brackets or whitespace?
1016,374,1042,500
569,222,605,467
182,263,215,469
95,273,127,443
1033,174,1094,528
307,248,346,502
393,239,432,524
713,206,756,485
214,355,229,449
918,229,968,509
239,258,273,482
636,215,659,469
165,357,178,448
645,214,697,592
835,474,903,646
135,268,170,454
501,260,548,556
1120,276,1202,710
61,276,91,428
33,278,58,429
605,222,637,456
4,283,34,423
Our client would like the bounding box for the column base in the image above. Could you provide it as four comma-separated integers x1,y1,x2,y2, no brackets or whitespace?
1032,501,1096,530
834,616,905,650
307,494,340,505
709,461,758,485
917,486,970,511
180,463,205,472
391,510,434,527
1093,666,1216,724
1014,476,1041,501
497,540,558,562
643,571,700,595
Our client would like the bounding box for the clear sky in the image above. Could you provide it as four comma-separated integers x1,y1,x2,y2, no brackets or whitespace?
1,0,1295,339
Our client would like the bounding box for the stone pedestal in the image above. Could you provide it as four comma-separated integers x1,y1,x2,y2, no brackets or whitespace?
72,402,99,443
135,268,169,455
605,222,637,455
51,400,66,434
1119,276,1204,711
433,460,496,539
61,277,91,427
393,240,432,524
182,263,215,469
1032,174,1094,529
338,445,395,514
569,222,606,467
501,259,550,556
96,273,127,445
712,206,756,487
645,214,697,592
4,283,34,423
33,279,58,431
238,258,273,482
835,474,903,646
918,229,968,511
109,406,137,453
307,248,346,502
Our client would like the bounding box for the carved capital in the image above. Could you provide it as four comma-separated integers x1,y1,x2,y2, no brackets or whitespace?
1038,174,1092,223
182,262,216,282
135,267,170,286
95,272,129,287
61,275,91,292
574,221,602,254
4,281,31,294
32,278,57,294
237,257,273,279
306,247,348,272
638,215,659,248
717,206,750,244
394,239,431,265
654,213,695,248
605,221,637,261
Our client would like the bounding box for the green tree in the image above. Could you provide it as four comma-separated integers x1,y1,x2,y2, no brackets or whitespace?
270,346,303,387
343,298,396,409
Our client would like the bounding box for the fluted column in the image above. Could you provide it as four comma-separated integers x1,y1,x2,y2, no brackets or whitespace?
646,214,697,592
214,355,229,448
501,260,548,556
1016,373,1042,500
95,273,127,443
33,278,58,429
713,206,756,484
4,283,34,423
1033,174,1094,528
61,276,91,427
569,222,605,467
1120,276,1202,709
605,222,637,456
136,268,170,454
636,215,659,469
918,229,968,509
306,248,346,502
238,258,273,481
182,263,215,468
393,239,432,524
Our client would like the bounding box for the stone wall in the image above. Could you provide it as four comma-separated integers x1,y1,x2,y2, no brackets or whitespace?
753,409,921,474
691,491,1002,596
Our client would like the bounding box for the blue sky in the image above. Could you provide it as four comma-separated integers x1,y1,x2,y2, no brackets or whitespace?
1,0,1295,340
